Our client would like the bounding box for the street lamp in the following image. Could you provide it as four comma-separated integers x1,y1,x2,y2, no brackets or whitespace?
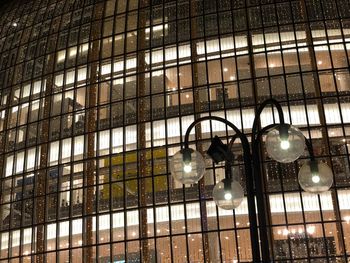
170,148,206,184
265,124,306,163
298,160,334,193
169,99,333,262
212,166,244,210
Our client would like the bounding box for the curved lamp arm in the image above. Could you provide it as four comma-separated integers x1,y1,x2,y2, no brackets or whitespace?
252,98,285,141
227,133,240,154
252,123,280,150
183,116,250,151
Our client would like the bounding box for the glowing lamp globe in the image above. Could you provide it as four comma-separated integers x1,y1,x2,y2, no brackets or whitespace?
212,178,244,210
298,161,333,194
266,124,305,163
170,148,206,184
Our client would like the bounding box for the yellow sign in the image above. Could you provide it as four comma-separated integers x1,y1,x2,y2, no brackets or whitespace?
101,148,168,199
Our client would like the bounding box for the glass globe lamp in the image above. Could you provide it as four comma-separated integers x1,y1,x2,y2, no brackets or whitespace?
298,160,333,193
266,124,305,163
212,178,244,210
170,148,206,184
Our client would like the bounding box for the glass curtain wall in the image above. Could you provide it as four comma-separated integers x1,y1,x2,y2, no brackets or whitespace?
0,0,349,262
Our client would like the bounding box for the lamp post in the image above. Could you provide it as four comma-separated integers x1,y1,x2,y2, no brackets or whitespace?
169,99,334,262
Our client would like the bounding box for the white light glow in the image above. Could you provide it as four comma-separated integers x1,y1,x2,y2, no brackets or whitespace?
224,192,232,200
280,140,290,150
307,226,316,235
183,164,192,173
312,174,320,183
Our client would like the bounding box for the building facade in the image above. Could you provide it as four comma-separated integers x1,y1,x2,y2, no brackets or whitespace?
0,0,349,262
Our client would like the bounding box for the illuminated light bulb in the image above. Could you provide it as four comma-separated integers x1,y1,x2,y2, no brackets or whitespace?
170,148,206,184
298,161,333,193
266,124,305,163
183,163,192,173
280,140,290,150
224,192,232,200
312,174,320,183
212,179,244,210
223,68,228,72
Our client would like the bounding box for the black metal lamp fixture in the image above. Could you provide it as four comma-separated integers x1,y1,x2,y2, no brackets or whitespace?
169,99,334,262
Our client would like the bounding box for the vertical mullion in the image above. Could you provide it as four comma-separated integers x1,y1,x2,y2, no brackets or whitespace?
107,0,117,261
230,3,248,262
58,3,74,263
149,1,158,262
2,4,27,263
69,3,87,260
120,0,128,261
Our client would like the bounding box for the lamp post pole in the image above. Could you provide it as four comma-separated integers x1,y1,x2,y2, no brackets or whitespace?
184,115,261,262
251,99,286,262
171,98,331,262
